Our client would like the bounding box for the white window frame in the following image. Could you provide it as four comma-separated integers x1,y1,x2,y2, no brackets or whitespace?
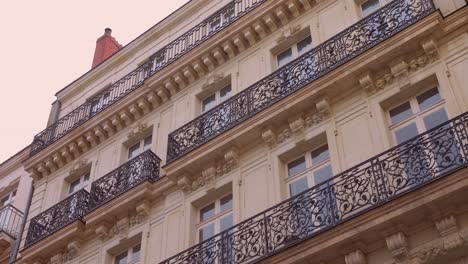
127,134,153,160
360,0,383,17
388,87,447,145
114,243,141,264
197,194,233,243
286,144,332,197
0,189,16,207
68,173,90,195
201,84,232,113
276,35,313,68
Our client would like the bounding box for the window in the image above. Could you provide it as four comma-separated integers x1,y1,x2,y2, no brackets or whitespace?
198,194,233,242
276,35,312,67
202,84,232,113
389,87,448,144
0,190,16,208
128,134,153,160
90,90,111,114
361,0,381,17
287,145,333,197
114,244,141,264
68,173,90,195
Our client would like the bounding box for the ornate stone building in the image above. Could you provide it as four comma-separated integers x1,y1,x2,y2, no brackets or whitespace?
5,0,468,263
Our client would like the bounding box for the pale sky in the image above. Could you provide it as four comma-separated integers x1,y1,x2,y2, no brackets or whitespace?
0,1,190,163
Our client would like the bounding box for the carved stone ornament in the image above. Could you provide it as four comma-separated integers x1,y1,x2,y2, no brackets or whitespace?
261,127,277,147
289,115,305,136
69,159,89,176
386,232,409,261
127,122,149,141
345,249,367,264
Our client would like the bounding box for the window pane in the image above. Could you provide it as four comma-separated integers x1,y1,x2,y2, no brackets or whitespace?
128,142,140,159
202,94,216,112
313,164,333,186
277,48,293,67
199,223,215,241
287,157,307,177
143,135,152,151
311,145,330,165
115,252,128,264
289,177,309,197
132,244,141,261
69,179,81,194
417,88,442,111
220,194,233,213
200,203,216,222
389,102,413,125
395,122,419,144
220,213,233,232
297,36,312,55
361,0,380,17
83,174,90,188
1,196,8,207
219,85,232,102
10,190,16,203
423,108,449,130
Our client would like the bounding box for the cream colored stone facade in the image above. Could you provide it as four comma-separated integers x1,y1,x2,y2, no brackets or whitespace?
5,0,468,263
0,147,32,263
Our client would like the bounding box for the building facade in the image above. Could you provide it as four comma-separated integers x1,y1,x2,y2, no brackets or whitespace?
0,147,32,263
5,0,468,263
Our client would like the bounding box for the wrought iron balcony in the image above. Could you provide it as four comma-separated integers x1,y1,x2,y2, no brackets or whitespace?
0,205,23,239
29,0,267,157
24,189,89,247
161,111,468,264
166,0,436,163
88,150,161,211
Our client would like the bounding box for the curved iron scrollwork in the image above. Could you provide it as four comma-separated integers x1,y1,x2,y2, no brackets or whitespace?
88,150,161,211
24,189,89,247
167,0,436,163
0,205,23,239
161,112,468,264
30,0,267,157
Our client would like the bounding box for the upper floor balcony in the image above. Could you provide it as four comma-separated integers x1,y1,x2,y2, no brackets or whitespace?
0,205,23,251
24,150,161,249
161,106,468,263
29,0,268,158
166,0,437,163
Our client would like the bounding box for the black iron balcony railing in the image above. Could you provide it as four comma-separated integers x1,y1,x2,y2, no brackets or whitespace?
23,151,162,248
24,189,89,247
30,0,267,157
161,112,468,264
166,0,436,163
88,150,161,211
0,205,23,239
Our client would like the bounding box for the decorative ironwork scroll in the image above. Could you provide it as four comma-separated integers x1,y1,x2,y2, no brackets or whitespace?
167,0,436,162
0,205,23,239
88,150,161,210
30,0,267,157
161,110,468,264
24,189,89,247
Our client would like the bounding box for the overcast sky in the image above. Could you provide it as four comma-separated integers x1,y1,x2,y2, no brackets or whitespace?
0,1,189,163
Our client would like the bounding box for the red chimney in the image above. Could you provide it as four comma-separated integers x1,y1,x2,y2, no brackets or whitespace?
92,28,122,68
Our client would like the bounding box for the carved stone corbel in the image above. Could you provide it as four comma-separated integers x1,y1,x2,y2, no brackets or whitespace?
224,147,239,172
261,126,277,147
50,253,63,264
359,72,377,94
316,97,331,116
136,200,151,217
390,59,410,90
345,249,367,264
435,215,464,251
177,175,192,192
288,114,305,137
95,223,110,240
201,166,217,191
386,232,409,261
421,38,439,61
66,240,81,259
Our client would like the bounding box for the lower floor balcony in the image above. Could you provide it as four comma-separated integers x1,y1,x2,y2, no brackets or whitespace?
22,150,161,253
0,205,23,252
161,111,468,264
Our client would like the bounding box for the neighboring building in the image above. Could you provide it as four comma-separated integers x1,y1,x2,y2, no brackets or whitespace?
5,0,468,263
0,147,32,263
